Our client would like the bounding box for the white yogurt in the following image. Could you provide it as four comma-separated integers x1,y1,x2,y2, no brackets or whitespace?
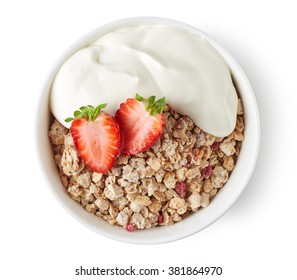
50,25,238,137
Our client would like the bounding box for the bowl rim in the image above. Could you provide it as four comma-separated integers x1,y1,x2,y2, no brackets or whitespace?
36,16,260,245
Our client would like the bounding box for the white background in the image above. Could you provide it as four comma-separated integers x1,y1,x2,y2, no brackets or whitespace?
1,0,296,279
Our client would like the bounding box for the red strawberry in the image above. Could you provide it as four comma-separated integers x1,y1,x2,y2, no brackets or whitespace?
65,104,120,174
115,94,165,155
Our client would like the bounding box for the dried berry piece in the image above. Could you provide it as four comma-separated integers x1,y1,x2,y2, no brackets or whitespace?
211,142,220,151
157,214,164,224
202,165,213,178
126,223,136,232
175,182,187,197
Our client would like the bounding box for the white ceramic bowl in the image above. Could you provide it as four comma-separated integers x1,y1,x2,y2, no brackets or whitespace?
36,17,260,244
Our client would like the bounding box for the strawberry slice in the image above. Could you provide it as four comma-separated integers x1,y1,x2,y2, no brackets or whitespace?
65,104,120,174
115,94,165,155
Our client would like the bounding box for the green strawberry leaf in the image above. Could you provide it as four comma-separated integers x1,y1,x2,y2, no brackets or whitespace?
65,103,108,122
135,94,166,116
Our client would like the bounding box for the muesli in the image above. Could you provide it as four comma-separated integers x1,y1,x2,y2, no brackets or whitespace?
49,100,244,232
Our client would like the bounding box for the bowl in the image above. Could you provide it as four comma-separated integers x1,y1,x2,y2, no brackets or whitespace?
36,17,260,244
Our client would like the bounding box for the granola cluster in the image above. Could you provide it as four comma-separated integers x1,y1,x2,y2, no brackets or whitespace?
49,101,244,231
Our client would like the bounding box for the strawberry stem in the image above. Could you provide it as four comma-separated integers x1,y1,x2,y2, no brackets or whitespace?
135,94,166,116
65,103,107,122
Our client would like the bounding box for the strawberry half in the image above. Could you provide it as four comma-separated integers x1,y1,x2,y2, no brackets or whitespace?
65,104,120,174
115,94,165,155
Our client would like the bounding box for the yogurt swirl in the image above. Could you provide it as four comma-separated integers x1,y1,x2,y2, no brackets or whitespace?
50,25,238,137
